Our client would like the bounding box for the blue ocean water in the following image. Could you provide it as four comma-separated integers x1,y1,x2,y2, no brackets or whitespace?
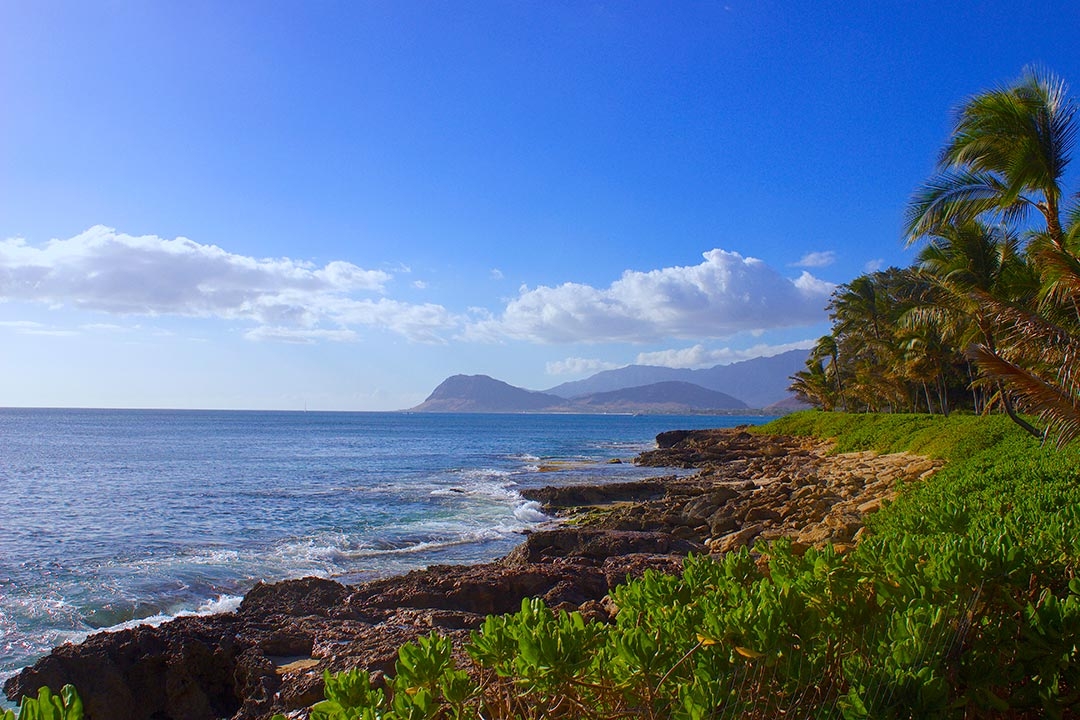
0,409,767,681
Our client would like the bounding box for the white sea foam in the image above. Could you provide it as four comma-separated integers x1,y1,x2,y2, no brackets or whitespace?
362,531,503,557
428,467,550,527
458,467,513,479
2,592,246,680
188,549,243,565
514,500,548,523
87,594,244,636
429,468,523,502
280,526,515,567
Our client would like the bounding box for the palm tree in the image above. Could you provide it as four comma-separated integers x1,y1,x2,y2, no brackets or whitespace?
789,360,834,411
968,291,1080,445
905,67,1077,248
903,68,1080,444
967,213,1080,445
808,334,844,409
795,267,977,415
906,220,1041,426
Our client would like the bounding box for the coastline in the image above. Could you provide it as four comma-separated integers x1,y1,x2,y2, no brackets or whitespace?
5,427,940,720
2,409,750,682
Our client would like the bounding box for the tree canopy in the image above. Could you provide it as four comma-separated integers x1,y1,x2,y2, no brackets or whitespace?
793,68,1080,446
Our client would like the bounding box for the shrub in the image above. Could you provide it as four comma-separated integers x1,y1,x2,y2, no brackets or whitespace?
2,685,83,720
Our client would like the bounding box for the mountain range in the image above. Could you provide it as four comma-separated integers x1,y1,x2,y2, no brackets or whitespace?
544,349,810,408
409,348,810,414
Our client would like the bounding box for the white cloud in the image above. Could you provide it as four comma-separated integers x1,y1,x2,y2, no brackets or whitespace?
791,251,836,268
331,298,458,343
635,339,816,369
81,322,137,333
490,268,504,280
473,250,834,344
244,327,359,344
864,258,884,272
0,320,78,337
0,226,460,342
412,280,428,290
545,357,622,376
22,328,79,337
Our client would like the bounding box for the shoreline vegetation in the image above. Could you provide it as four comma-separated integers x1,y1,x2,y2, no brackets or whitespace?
7,412,1080,718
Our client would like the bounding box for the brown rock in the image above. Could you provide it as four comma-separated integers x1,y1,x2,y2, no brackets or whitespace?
857,497,884,514
712,524,763,553
503,528,704,565
744,506,781,523
707,512,739,536
240,577,352,620
681,487,740,520
795,526,835,547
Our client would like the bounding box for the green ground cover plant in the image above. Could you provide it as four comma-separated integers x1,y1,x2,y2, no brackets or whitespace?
303,412,1080,719
1,685,82,720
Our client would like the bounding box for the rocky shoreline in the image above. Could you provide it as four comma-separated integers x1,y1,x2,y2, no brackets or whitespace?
5,428,942,720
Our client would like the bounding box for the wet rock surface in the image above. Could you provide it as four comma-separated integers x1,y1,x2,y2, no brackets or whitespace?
5,428,942,720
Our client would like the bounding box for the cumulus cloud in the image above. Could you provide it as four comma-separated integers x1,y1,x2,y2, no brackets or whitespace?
0,226,459,342
792,251,836,268
331,298,458,344
635,340,816,369
473,250,834,344
545,357,623,376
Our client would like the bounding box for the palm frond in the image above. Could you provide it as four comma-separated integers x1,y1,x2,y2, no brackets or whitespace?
1027,234,1080,311
1017,66,1078,184
904,170,1019,242
969,346,1080,446
945,67,1076,206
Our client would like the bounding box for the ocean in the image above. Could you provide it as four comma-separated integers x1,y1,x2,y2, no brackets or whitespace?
0,409,768,685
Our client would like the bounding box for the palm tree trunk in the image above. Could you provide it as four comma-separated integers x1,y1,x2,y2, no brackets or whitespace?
1044,193,1064,248
998,383,1043,440
966,362,982,413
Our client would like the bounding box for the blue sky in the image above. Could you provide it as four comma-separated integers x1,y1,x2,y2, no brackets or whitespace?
2,1,1079,410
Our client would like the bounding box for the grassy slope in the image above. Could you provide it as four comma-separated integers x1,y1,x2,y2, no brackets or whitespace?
760,410,1022,460
762,411,1080,546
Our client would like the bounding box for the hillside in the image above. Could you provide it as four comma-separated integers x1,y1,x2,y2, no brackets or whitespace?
571,381,747,413
410,374,564,412
545,348,809,408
